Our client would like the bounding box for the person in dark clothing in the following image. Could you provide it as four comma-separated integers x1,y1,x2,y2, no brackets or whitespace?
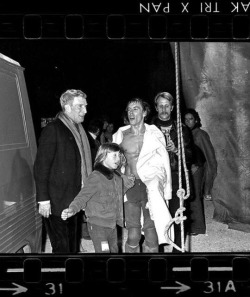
86,118,102,167
184,109,217,202
81,118,102,240
151,91,193,253
61,143,134,253
100,122,114,144
97,115,109,144
184,108,217,235
34,89,92,253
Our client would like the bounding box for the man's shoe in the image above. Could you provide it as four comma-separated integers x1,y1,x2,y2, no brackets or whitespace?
204,194,212,201
191,233,198,236
188,232,198,236
82,235,91,240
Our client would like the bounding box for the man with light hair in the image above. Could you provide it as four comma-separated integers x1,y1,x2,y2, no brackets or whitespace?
151,91,193,252
34,89,92,253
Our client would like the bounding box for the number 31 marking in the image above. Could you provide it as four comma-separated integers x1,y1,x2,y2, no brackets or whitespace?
45,283,63,295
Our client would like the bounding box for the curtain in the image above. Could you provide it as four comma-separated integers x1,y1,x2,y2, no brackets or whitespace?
170,42,250,232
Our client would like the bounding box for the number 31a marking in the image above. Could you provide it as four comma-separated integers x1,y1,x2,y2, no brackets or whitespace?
204,281,236,294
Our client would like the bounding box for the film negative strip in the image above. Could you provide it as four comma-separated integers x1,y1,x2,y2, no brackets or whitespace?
0,13,249,40
0,253,250,296
0,2,250,297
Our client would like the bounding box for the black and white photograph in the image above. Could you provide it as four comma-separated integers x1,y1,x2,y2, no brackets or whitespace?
1,1,250,296
1,1,250,256
0,1,250,254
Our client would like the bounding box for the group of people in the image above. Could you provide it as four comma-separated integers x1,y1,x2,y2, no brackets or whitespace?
34,89,217,254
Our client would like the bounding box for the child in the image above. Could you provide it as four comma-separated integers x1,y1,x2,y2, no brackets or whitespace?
61,143,134,253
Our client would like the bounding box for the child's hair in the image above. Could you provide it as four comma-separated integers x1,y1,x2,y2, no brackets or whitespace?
94,143,124,168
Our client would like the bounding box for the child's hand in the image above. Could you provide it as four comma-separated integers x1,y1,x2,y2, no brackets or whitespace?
122,174,135,189
61,208,74,220
127,174,135,188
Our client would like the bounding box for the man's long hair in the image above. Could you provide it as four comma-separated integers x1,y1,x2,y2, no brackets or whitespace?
125,97,151,120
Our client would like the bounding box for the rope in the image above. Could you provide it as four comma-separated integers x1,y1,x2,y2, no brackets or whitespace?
164,42,190,253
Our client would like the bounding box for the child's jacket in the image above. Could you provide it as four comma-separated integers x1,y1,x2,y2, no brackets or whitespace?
69,163,125,228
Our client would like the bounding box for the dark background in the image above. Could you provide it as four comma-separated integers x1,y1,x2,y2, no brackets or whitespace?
0,39,177,140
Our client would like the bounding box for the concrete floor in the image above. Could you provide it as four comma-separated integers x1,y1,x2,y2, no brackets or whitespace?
188,200,250,253
44,200,250,253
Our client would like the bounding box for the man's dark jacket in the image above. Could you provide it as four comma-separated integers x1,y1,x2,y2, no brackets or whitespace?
34,118,82,216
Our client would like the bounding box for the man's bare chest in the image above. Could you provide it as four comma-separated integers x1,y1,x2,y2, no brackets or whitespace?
121,134,144,155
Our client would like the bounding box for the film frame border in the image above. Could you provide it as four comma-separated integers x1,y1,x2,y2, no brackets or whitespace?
0,9,250,297
0,14,249,40
0,253,250,297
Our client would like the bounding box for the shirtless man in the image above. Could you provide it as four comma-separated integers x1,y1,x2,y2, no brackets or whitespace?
121,105,145,179
113,98,172,253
